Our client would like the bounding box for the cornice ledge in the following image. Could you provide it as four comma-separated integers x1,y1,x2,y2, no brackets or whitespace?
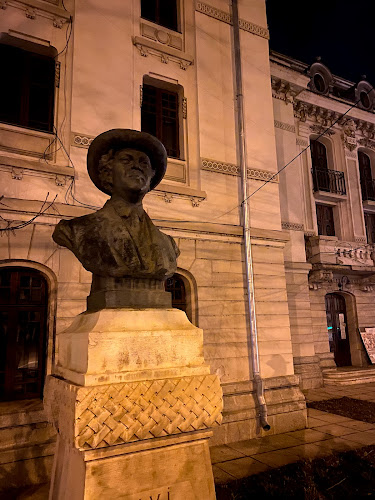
132,36,193,70
153,182,207,207
196,2,269,39
4,0,70,27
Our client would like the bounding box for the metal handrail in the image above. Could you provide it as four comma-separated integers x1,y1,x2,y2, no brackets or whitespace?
312,167,346,195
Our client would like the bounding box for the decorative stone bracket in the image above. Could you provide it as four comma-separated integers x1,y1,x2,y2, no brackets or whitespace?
133,36,193,70
2,0,70,28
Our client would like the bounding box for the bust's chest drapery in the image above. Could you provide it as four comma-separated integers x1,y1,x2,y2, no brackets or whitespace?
53,204,179,279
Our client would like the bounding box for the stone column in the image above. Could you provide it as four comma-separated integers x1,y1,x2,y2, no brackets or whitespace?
44,307,222,500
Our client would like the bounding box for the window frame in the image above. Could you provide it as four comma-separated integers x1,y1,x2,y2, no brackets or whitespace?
141,76,184,160
0,42,56,134
316,203,336,236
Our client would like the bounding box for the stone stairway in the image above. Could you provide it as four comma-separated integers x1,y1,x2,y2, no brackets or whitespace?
0,399,56,497
323,366,375,386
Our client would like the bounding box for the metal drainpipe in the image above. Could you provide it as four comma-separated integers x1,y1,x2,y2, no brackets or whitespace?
231,0,270,431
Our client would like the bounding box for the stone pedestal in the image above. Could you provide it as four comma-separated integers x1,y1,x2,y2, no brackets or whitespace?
45,308,222,499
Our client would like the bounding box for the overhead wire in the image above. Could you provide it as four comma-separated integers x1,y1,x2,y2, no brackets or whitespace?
214,84,375,221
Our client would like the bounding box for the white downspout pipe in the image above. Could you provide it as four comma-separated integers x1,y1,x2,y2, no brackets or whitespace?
231,0,270,431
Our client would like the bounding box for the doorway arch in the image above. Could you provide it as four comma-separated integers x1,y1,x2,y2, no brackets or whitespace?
0,266,49,401
325,293,351,367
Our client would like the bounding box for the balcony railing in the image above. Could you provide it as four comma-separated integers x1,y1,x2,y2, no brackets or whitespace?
361,179,375,202
312,167,346,195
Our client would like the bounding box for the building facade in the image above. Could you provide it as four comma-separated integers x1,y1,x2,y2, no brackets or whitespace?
271,52,375,389
2,0,373,493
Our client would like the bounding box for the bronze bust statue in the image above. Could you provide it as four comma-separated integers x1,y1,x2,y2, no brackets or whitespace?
53,129,180,310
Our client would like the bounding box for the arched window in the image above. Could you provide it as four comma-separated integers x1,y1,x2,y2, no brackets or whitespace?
311,140,329,192
165,274,187,313
0,268,48,401
358,151,375,202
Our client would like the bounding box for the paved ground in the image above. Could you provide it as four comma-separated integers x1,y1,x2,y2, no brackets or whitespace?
211,382,375,484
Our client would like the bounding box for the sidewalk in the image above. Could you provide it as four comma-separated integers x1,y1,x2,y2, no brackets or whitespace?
211,382,375,484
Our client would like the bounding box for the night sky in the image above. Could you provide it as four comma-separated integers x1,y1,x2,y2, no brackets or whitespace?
266,0,375,85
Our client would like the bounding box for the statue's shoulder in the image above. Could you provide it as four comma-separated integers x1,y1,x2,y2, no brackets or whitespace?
52,206,109,249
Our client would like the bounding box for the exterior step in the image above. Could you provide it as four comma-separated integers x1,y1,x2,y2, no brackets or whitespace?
0,399,56,495
323,367,375,386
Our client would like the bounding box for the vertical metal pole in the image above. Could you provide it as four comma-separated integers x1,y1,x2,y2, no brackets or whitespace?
232,0,270,430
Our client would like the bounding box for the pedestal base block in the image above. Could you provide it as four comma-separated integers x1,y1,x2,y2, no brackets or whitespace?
50,432,215,500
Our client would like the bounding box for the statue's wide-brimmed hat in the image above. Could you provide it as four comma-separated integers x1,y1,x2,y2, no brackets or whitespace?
87,129,167,195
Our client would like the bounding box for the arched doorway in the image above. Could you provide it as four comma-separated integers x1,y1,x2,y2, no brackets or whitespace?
0,267,48,401
325,293,351,367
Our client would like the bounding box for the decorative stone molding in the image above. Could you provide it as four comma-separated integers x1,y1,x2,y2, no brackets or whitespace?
11,167,23,180
238,18,269,39
272,78,303,105
201,158,278,183
55,174,66,186
296,137,308,147
247,168,278,183
355,236,367,244
3,0,70,27
309,269,334,290
335,244,374,266
305,231,316,237
0,163,73,186
140,22,183,51
202,158,239,176
274,120,296,134
182,97,187,119
25,6,35,18
196,2,269,39
294,101,338,133
71,133,95,148
133,36,193,70
341,118,357,151
310,124,335,136
358,137,375,151
345,150,357,159
281,221,304,231
154,190,205,207
47,375,222,450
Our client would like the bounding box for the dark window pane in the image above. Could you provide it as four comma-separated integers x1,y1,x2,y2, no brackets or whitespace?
141,1,157,23
365,213,375,244
358,151,375,202
159,0,178,31
0,44,54,132
316,204,335,236
141,83,180,158
141,0,178,31
165,275,186,312
311,140,328,170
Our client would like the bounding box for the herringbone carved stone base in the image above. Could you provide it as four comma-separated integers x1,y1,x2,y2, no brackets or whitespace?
45,374,223,450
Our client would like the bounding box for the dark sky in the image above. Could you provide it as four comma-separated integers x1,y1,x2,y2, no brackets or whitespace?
266,0,375,85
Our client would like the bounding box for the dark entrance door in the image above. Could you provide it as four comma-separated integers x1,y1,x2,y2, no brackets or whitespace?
325,293,351,367
0,268,47,401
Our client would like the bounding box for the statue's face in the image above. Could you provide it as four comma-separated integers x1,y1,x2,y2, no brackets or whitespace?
111,148,155,197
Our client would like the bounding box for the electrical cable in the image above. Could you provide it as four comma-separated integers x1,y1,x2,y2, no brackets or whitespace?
0,193,58,232
214,84,375,220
